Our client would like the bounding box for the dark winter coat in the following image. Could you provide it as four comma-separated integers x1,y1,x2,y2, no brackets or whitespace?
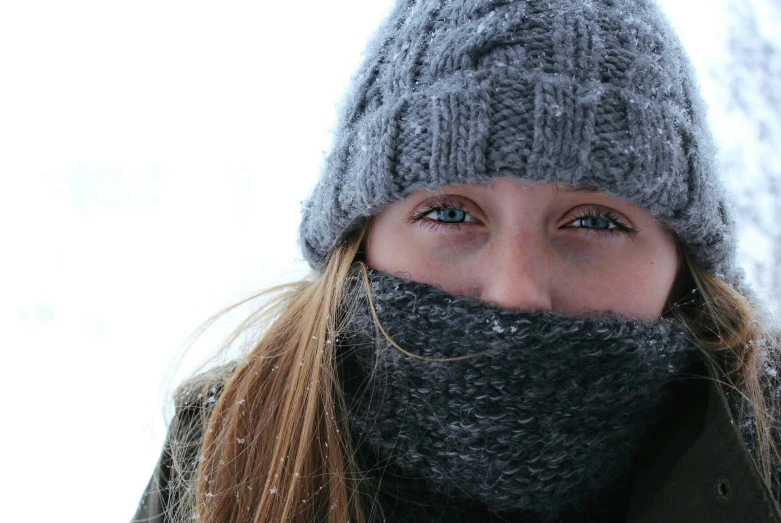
132,353,781,523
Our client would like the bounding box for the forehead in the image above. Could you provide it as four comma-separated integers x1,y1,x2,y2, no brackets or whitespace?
428,179,604,195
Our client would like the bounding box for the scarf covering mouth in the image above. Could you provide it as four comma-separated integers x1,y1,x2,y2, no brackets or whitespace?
337,268,702,521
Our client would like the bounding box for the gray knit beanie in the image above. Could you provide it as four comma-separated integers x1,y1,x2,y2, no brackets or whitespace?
299,0,740,284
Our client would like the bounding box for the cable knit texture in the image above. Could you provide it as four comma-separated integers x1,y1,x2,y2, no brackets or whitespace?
299,0,740,285
337,268,701,521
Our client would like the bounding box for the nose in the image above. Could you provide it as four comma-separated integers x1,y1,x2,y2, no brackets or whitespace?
478,234,553,312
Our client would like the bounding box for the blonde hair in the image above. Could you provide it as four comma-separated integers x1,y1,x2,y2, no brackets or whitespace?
166,230,779,522
667,252,780,488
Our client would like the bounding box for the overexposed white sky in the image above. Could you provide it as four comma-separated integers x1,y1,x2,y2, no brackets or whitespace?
0,1,774,521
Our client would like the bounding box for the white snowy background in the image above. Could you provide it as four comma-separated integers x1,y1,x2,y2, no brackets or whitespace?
0,0,779,521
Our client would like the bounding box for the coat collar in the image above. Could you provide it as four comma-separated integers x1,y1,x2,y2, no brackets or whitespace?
628,352,781,522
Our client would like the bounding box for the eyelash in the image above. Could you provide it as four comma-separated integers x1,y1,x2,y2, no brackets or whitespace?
569,208,638,238
408,201,638,237
408,199,471,231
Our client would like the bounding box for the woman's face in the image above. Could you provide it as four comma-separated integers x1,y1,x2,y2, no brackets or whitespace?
365,177,680,320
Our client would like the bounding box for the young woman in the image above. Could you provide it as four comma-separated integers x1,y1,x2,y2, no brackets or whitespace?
133,0,781,521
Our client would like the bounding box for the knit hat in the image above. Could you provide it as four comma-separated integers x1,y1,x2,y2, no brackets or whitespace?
299,0,740,284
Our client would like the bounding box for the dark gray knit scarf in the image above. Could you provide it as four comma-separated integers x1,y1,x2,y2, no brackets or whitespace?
337,268,702,522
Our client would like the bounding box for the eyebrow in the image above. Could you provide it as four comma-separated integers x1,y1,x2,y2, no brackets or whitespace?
554,184,601,194
434,181,603,193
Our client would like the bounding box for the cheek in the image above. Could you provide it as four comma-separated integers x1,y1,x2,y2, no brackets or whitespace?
557,242,679,319
639,249,681,315
365,221,405,273
365,215,440,275
366,232,474,286
365,218,485,292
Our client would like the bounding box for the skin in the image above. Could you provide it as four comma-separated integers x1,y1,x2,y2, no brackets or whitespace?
365,177,680,320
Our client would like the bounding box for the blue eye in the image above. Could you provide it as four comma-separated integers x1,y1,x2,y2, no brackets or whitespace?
410,200,479,228
428,207,470,223
568,215,616,230
564,209,636,235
